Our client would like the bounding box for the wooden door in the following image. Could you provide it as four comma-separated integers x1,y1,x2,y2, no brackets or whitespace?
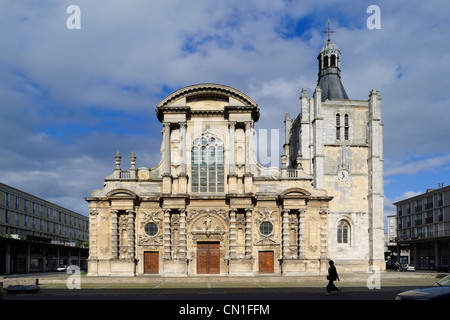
259,251,274,274
197,242,220,274
144,251,159,274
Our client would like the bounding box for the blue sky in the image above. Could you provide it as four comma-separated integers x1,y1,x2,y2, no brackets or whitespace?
1,0,450,226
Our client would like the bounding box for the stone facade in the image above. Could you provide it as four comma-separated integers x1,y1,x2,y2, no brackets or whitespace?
86,41,385,276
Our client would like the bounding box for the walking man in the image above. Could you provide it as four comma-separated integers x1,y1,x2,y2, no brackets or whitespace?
326,260,341,295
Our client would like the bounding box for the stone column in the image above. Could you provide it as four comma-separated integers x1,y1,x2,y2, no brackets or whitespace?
127,210,135,260
163,122,172,176
245,121,252,173
111,210,119,259
5,242,10,274
298,209,306,259
228,121,236,174
245,208,253,259
319,209,329,259
179,209,187,259
282,209,290,258
163,209,171,259
229,208,237,259
179,122,187,174
88,210,98,260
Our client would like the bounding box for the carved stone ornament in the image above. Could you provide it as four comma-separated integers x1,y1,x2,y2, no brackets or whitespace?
254,210,278,245
138,211,163,246
190,212,227,241
187,209,229,224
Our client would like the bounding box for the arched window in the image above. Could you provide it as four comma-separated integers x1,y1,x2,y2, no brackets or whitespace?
330,55,336,67
337,220,350,244
336,113,341,140
344,114,349,140
191,132,224,193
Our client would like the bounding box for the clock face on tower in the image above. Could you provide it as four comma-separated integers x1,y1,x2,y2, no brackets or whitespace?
337,169,349,182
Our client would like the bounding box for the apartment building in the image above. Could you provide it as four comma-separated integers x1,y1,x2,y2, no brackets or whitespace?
394,185,450,270
0,182,89,274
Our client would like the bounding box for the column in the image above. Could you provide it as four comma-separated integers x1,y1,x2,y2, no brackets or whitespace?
282,209,290,258
245,121,252,173
111,210,119,259
163,209,171,259
179,209,187,259
127,210,135,260
228,122,236,174
180,122,187,174
298,209,306,259
88,210,98,259
163,122,172,176
5,242,10,274
26,244,30,273
229,208,237,259
319,209,329,260
245,208,253,259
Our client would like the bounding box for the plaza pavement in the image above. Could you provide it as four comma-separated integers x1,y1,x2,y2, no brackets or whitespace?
1,270,447,300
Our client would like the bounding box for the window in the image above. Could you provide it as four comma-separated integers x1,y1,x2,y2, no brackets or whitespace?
336,113,341,140
5,192,9,207
337,220,350,244
260,222,273,236
344,114,349,140
145,223,158,237
191,132,224,193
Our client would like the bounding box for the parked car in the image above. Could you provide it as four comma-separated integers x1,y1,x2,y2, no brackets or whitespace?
399,264,415,271
436,265,450,272
56,265,67,272
396,275,450,300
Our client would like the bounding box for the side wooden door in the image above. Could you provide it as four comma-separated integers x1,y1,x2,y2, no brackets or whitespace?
144,251,159,274
258,251,274,274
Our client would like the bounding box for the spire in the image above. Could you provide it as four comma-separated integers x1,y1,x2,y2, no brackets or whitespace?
317,20,349,102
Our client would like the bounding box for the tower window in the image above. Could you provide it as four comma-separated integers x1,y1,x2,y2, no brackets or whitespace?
344,114,349,140
191,132,224,193
336,113,341,140
330,55,336,67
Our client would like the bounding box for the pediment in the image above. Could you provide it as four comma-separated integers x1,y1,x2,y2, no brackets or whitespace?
157,83,258,108
279,188,311,198
106,189,138,199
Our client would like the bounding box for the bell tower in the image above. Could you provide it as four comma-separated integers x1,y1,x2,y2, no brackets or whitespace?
316,21,349,101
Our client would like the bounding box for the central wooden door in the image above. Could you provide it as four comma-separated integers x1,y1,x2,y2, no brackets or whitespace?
144,251,159,274
197,242,220,274
258,251,274,274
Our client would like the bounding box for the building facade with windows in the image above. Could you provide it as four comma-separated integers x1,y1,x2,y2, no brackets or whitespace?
86,40,385,276
394,185,450,270
0,182,89,274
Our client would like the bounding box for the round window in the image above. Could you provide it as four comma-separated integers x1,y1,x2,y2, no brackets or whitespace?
145,222,158,237
259,222,273,235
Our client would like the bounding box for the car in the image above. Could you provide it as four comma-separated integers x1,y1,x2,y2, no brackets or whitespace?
56,265,67,272
396,275,450,300
404,264,415,271
399,264,415,271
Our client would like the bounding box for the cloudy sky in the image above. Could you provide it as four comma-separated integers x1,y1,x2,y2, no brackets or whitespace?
1,0,450,225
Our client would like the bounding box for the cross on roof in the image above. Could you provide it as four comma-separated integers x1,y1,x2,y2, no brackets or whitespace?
322,19,335,42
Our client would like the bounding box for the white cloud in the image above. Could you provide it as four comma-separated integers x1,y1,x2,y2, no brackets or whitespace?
1,0,450,213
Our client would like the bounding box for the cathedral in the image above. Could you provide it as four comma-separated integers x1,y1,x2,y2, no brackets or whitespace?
86,39,385,276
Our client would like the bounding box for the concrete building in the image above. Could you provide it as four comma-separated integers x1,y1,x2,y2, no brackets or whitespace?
86,39,385,276
394,185,450,270
0,182,89,274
